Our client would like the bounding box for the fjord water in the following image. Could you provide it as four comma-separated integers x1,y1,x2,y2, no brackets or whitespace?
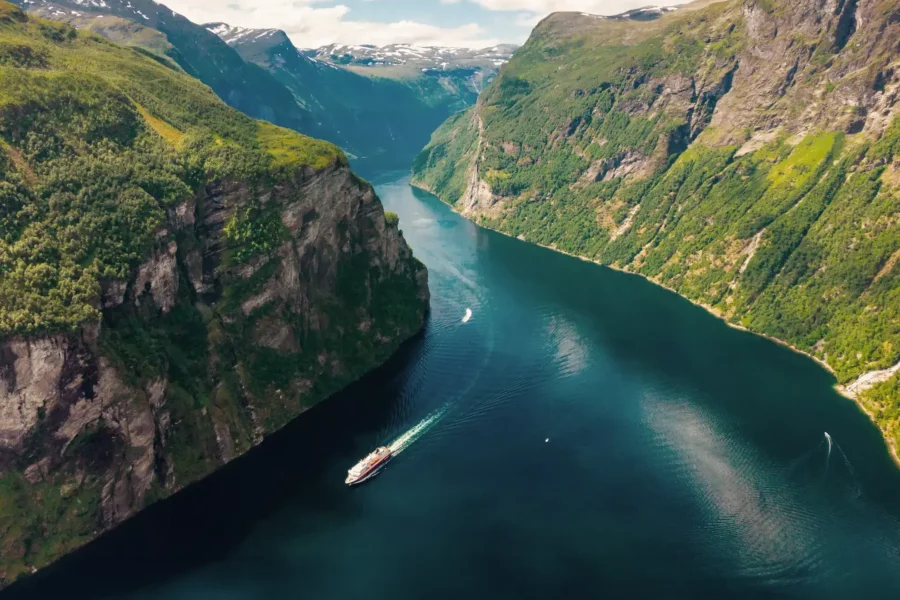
9,174,900,599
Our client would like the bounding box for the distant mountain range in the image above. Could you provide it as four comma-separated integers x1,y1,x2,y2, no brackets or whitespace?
204,24,515,75
17,0,517,172
202,21,517,169
304,43,517,100
311,42,516,72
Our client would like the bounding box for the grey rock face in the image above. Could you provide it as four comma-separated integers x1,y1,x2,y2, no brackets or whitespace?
0,163,428,582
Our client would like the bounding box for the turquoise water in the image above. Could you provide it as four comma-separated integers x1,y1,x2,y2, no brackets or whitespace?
8,174,900,599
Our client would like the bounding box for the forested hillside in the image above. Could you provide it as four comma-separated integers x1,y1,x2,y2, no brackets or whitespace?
18,0,511,173
413,0,900,454
205,23,496,172
18,0,318,134
0,1,428,583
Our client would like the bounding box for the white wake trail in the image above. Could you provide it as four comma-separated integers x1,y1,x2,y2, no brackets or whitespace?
388,404,450,454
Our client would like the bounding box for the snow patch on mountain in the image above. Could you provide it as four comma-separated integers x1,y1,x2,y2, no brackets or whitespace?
311,42,516,70
580,5,680,21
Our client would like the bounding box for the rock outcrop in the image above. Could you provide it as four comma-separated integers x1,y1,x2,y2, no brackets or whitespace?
0,162,428,584
0,3,428,584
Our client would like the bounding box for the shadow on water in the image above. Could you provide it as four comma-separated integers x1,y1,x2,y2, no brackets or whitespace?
8,178,900,599
2,330,428,600
463,219,900,507
403,184,900,513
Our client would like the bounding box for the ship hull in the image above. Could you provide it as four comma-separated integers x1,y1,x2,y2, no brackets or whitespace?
346,455,392,486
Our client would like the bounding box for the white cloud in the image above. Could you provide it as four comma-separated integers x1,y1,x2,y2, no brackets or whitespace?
513,12,543,28
162,0,501,49
470,0,682,12
472,0,683,33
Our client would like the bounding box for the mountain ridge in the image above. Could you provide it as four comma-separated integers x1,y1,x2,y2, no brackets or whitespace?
14,0,318,133
310,42,516,73
201,19,514,171
16,0,515,173
413,0,900,457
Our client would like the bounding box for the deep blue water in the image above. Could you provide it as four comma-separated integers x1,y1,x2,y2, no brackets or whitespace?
7,174,900,599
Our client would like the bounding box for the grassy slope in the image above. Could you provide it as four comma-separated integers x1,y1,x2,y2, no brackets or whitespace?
28,9,177,59
413,2,900,452
0,2,421,582
0,2,342,335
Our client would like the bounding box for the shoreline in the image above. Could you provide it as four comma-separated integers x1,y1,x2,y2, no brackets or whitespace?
409,178,900,469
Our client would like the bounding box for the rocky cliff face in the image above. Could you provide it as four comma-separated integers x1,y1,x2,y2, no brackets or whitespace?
0,5,429,581
711,0,898,141
413,0,900,456
0,162,428,583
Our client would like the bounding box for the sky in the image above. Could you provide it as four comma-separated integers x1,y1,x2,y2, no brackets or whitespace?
162,0,684,49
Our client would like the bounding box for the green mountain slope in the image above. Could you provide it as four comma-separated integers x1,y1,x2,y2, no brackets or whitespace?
28,7,179,62
204,23,473,172
17,2,512,173
0,1,428,584
413,0,900,455
15,0,319,138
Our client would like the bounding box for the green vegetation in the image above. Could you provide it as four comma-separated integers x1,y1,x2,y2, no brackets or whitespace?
223,27,483,173
134,103,184,146
0,470,102,582
413,0,900,447
0,2,343,336
22,0,507,173
257,121,346,172
223,204,289,264
214,246,427,434
384,211,400,228
860,374,900,458
411,109,480,201
23,0,316,137
28,10,178,62
0,4,427,582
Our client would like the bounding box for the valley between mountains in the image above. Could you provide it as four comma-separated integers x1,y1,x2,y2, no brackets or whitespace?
1,0,900,592
19,0,514,173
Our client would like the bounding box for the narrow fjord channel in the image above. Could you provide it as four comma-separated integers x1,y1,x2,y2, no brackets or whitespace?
8,173,900,599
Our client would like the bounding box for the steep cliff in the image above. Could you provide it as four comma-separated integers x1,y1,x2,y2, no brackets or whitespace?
16,1,510,174
413,0,900,453
0,2,428,584
204,23,486,173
